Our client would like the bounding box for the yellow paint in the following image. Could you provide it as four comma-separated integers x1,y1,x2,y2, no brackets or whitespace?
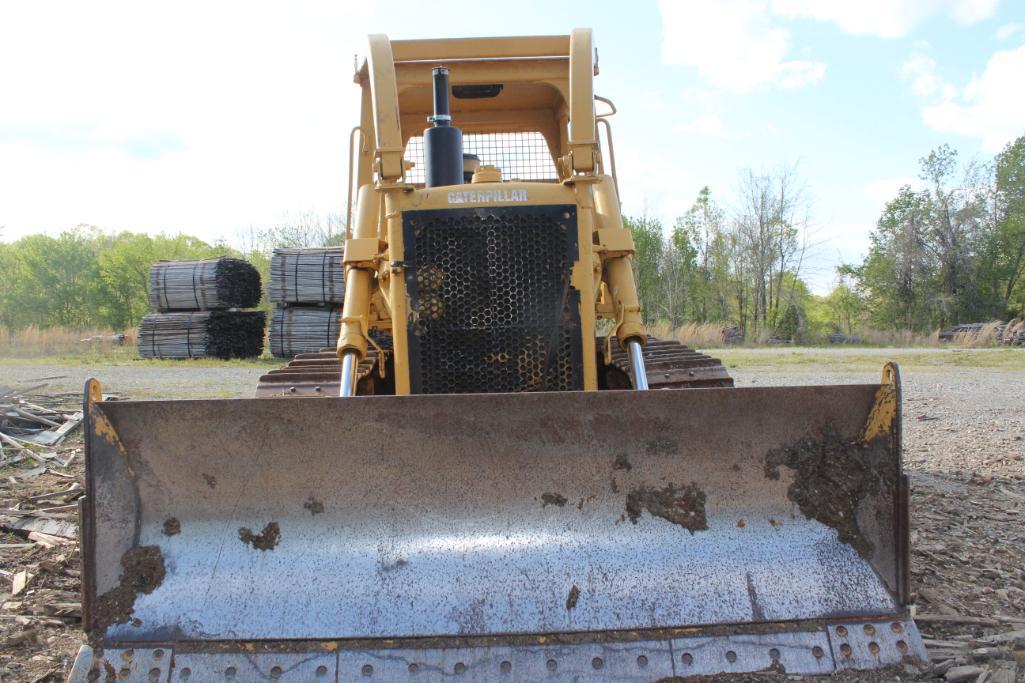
339,30,648,393
862,363,899,442
91,408,127,455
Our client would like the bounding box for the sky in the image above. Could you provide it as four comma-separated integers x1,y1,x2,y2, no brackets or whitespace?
1,0,1024,293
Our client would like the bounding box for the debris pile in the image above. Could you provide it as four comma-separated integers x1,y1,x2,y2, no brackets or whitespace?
268,247,345,358
148,257,262,311
939,319,1025,346
722,325,743,345
1003,319,1025,346
1,386,83,453
138,258,265,360
767,335,794,345
910,473,1025,681
1,385,84,680
828,332,863,344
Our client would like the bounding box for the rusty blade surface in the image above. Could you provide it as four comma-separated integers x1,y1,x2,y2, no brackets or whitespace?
83,384,903,644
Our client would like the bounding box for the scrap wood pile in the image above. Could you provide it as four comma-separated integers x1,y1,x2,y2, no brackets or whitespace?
1,385,83,454
1,385,86,681
939,319,1025,346
1003,319,1025,346
139,257,266,360
722,325,744,345
828,332,863,344
268,247,345,358
909,473,1025,681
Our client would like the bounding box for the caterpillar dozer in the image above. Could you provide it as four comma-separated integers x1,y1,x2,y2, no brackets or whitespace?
71,30,925,681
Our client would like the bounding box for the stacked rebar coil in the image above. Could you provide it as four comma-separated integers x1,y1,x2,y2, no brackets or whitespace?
149,258,262,311
268,248,346,358
138,311,266,359
269,248,344,305
269,307,340,359
139,257,265,359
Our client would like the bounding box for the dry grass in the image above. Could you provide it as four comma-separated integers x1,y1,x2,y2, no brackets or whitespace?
0,326,135,357
647,321,727,347
953,320,1004,347
650,322,954,348
854,327,941,347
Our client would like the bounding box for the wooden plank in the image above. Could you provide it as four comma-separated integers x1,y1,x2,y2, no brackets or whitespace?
12,408,60,429
20,411,82,447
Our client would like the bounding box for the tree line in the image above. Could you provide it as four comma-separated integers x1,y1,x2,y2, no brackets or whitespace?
848,138,1025,332
627,135,1025,341
2,135,1023,340
0,212,342,331
628,166,814,341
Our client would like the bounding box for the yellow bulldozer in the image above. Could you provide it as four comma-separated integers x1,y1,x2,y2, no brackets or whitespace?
71,30,924,681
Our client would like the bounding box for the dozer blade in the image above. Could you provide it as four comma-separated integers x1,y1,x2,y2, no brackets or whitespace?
71,365,924,681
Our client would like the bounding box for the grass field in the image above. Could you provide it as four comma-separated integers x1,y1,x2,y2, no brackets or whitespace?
0,349,279,368
1,344,1020,372
714,346,1025,372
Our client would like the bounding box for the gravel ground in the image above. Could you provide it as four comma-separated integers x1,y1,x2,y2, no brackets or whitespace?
0,363,270,400
726,364,1025,481
1,349,1023,681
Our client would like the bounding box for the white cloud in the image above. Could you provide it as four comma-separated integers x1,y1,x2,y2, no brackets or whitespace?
864,177,921,205
772,0,1000,39
639,91,665,111
920,45,1025,152
657,0,826,93
679,88,726,108
0,1,375,241
900,51,957,99
657,0,997,92
995,23,1024,41
804,222,875,294
674,114,747,139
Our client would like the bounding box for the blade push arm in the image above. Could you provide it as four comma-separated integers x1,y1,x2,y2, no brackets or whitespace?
593,176,649,389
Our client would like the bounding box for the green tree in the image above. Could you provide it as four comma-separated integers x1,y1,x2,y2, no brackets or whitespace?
0,229,233,331
95,233,229,329
0,229,104,328
679,187,725,322
624,215,665,324
855,186,938,330
993,136,1025,314
850,139,1025,330
823,271,865,335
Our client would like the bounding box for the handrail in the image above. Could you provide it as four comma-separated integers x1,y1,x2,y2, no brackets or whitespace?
596,117,620,201
594,94,617,118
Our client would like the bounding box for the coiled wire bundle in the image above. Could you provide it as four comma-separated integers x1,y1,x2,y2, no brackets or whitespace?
269,307,341,358
269,248,344,305
138,311,266,359
149,258,262,311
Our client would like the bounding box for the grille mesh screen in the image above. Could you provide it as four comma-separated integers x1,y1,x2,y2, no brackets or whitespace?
403,205,582,394
404,132,558,184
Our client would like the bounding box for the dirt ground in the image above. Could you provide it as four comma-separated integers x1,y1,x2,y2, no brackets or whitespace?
1,349,1023,681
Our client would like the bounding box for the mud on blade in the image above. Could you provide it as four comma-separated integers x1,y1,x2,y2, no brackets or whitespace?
76,366,920,679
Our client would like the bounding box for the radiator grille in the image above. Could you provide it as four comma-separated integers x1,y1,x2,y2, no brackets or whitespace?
403,205,582,394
